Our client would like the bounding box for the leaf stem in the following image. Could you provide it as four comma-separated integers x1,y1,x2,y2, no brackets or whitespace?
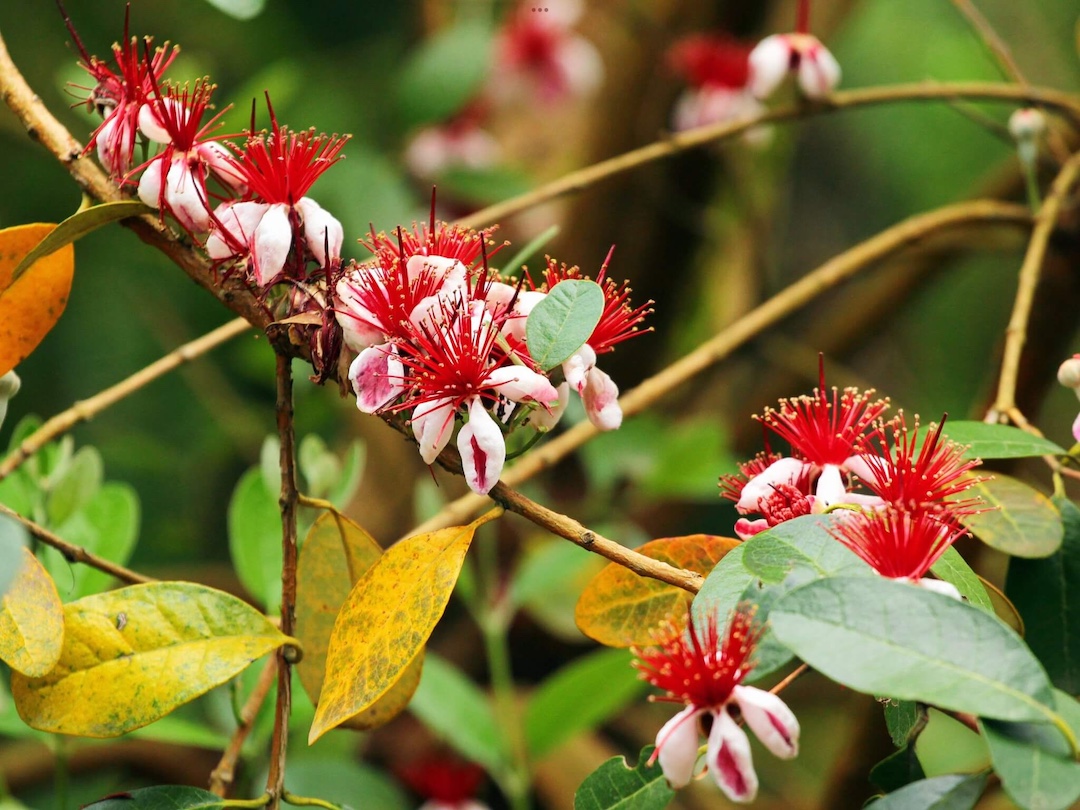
222,795,273,809
266,353,300,809
210,656,279,797
282,792,343,810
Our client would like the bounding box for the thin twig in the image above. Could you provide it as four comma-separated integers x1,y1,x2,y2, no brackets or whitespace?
769,663,810,696
487,483,704,593
949,0,1027,86
209,656,279,798
0,318,251,483
266,353,299,809
990,151,1080,418
456,84,1079,231
407,200,1031,539
0,502,153,584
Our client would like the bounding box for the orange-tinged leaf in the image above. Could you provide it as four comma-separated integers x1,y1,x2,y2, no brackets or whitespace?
295,510,424,730
575,535,739,648
0,547,63,677
11,582,293,737
0,223,75,376
308,508,502,743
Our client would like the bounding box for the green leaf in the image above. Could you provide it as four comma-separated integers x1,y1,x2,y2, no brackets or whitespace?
11,582,292,737
638,419,736,501
327,441,365,510
980,712,1080,810
867,773,987,809
498,224,560,277
884,699,928,747
525,280,605,370
435,166,534,207
284,759,408,810
201,0,267,20
397,20,494,128
408,651,505,773
11,201,150,283
959,474,1064,558
1007,496,1080,692
514,539,606,642
228,467,282,614
739,514,871,582
0,514,26,598
934,421,1065,459
692,542,753,621
929,547,992,613
770,577,1058,723
45,444,102,527
299,435,339,500
574,745,674,810
869,744,926,793
83,786,225,809
525,648,647,759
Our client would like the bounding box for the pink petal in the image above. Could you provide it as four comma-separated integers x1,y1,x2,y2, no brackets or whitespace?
562,344,597,395
136,158,165,210
524,381,569,431
164,159,210,232
733,685,800,759
583,366,622,431
412,398,456,465
798,43,842,99
654,705,703,789
734,517,770,541
297,197,343,267
137,101,173,144
484,365,559,405
458,397,506,495
707,709,758,803
736,457,810,513
252,203,292,287
349,342,404,413
748,35,791,99
1073,411,1080,444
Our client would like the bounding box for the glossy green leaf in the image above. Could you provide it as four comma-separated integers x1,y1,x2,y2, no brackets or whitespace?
228,467,282,614
884,699,928,747
980,711,1080,810
867,773,987,809
45,444,102,527
397,19,494,127
525,648,647,760
201,0,266,20
1007,496,1080,692
10,201,150,283
574,745,673,810
929,547,992,613
692,543,753,622
959,474,1063,558
739,514,871,582
869,744,926,793
770,577,1058,723
83,786,225,809
934,421,1065,459
525,280,605,370
408,651,505,773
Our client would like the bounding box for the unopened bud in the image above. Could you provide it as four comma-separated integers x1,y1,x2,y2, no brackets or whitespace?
1058,355,1080,389
0,370,20,401
1008,108,1047,142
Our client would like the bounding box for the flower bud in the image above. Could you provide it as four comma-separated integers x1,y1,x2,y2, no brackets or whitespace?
1008,108,1047,142
0,370,21,401
1057,355,1080,389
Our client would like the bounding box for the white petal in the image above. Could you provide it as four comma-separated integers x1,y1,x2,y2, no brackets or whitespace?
814,463,847,507
137,102,172,144
412,398,456,465
458,397,506,495
504,290,547,343
298,197,343,267
199,140,246,194
349,343,404,413
707,710,759,803
842,453,878,485
917,578,962,600
583,366,622,431
484,365,559,405
798,43,842,99
165,159,211,232
1073,411,1080,443
654,705,703,789
137,158,165,209
748,35,792,99
525,381,569,431
733,685,800,759
252,203,293,287
406,254,464,286
562,344,597,395
736,457,810,513
559,36,604,99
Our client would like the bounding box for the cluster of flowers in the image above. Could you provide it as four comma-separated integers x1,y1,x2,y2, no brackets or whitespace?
333,214,651,495
634,608,799,803
405,0,602,180
720,360,987,595
71,11,347,373
667,0,841,134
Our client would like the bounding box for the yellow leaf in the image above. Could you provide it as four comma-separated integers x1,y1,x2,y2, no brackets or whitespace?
0,223,75,376
308,508,502,743
0,547,63,677
295,511,424,730
11,582,293,737
575,535,739,648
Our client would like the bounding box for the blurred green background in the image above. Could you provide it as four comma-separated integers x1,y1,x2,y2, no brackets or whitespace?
0,0,1079,807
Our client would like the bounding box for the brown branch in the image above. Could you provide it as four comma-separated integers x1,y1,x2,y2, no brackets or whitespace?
990,151,1080,417
769,663,810,696
487,482,703,593
266,353,299,809
0,501,153,584
407,200,1032,539
457,84,1079,231
0,27,270,331
949,0,1028,86
0,318,251,483
209,656,278,797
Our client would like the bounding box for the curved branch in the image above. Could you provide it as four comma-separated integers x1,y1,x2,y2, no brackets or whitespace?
409,199,1033,538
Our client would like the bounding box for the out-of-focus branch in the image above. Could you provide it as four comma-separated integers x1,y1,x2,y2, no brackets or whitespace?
0,318,251,483
949,0,1027,86
209,656,278,797
409,200,1032,538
